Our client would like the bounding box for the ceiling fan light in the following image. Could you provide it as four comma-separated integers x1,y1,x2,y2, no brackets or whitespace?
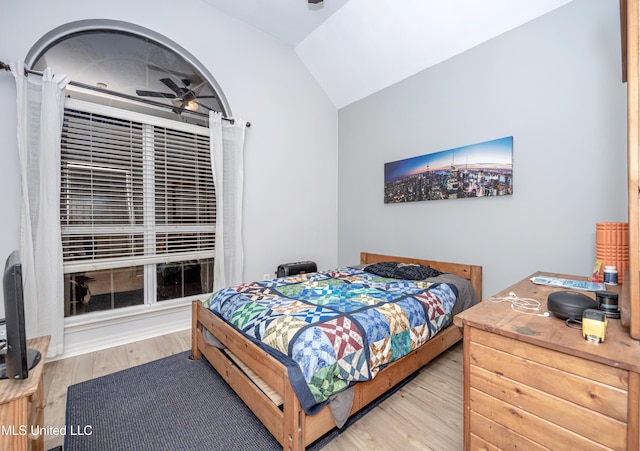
185,100,199,111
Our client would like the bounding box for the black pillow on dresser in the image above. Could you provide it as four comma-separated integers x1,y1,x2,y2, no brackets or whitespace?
363,261,443,280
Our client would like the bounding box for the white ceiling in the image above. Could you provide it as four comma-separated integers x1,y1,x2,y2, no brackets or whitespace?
201,0,576,108
200,0,352,47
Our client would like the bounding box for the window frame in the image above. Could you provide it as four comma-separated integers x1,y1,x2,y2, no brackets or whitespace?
61,98,216,317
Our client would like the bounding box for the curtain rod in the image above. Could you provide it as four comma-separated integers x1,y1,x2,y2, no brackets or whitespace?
0,61,250,127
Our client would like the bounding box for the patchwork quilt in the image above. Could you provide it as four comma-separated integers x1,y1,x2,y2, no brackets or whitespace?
205,267,458,414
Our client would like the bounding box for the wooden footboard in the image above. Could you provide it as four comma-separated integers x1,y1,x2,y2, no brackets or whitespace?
192,253,482,450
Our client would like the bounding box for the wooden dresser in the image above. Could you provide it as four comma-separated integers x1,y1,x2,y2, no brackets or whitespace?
454,273,640,451
0,336,50,451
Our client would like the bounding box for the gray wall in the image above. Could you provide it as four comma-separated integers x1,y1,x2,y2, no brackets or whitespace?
337,0,628,298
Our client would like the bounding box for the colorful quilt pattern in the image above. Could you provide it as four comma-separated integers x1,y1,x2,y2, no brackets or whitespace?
205,267,458,413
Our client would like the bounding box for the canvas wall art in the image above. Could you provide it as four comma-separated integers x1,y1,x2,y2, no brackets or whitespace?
384,136,513,203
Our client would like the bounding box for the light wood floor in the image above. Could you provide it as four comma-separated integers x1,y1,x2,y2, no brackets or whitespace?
43,330,463,451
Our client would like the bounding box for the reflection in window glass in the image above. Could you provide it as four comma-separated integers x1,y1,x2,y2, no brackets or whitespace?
157,258,214,301
64,258,215,316
64,267,144,317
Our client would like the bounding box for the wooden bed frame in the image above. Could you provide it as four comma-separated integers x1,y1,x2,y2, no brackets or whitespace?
191,252,482,450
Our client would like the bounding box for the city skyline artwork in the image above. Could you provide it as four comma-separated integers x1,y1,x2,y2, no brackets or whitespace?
384,136,513,203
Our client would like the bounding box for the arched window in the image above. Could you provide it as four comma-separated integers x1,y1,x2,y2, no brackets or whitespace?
27,21,227,317
27,19,230,126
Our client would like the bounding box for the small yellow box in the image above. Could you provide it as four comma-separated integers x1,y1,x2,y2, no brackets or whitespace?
582,309,607,343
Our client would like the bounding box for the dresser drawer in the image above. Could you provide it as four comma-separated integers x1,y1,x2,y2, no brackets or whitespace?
467,328,628,450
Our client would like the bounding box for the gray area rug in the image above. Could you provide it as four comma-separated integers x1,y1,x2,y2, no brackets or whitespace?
65,350,414,451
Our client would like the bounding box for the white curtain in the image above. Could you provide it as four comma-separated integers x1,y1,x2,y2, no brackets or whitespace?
210,112,247,291
11,61,69,357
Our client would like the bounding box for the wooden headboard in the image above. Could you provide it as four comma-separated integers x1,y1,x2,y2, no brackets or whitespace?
360,252,483,301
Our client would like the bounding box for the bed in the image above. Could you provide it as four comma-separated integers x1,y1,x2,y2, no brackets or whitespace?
191,252,482,450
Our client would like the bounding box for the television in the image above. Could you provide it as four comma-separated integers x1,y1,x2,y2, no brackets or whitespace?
1,250,41,379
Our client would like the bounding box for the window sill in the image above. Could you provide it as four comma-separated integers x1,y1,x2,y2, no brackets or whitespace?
64,293,209,332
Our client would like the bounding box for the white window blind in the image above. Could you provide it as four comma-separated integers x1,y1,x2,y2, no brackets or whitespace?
60,99,215,273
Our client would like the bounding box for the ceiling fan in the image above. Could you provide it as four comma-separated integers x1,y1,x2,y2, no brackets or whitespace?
136,78,216,113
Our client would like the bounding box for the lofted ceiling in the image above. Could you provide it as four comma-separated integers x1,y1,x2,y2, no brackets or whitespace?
30,0,578,114
200,0,351,47
201,0,576,108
